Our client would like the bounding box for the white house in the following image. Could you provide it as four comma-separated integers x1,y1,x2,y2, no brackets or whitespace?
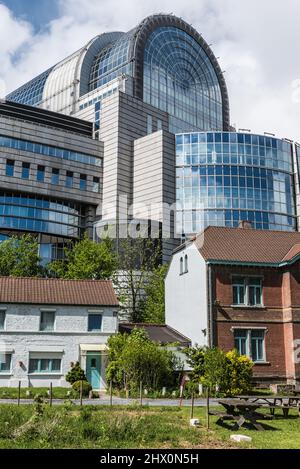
165,232,208,347
0,277,119,390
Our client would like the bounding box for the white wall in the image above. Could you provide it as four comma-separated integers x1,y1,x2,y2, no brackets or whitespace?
0,305,118,389
165,243,208,346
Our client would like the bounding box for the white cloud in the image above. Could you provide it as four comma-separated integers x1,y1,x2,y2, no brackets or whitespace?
1,0,300,141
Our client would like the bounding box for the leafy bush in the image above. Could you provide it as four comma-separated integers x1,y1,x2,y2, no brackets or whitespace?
185,346,253,396
65,362,87,385
106,329,182,392
72,380,92,397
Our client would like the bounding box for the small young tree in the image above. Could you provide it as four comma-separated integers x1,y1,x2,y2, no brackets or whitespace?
115,238,162,322
0,234,43,277
141,265,168,324
48,235,117,280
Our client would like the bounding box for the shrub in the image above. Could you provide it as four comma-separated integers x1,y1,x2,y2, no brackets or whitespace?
223,350,253,396
184,346,253,397
72,380,92,396
65,362,87,385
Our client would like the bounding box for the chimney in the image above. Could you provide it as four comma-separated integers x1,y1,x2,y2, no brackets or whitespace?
238,220,252,229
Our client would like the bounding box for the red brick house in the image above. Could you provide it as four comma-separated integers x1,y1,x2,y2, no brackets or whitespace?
165,225,300,385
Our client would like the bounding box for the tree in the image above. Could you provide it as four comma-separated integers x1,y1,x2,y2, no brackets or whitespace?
141,265,168,324
106,329,181,391
0,234,43,277
115,238,162,322
48,235,117,280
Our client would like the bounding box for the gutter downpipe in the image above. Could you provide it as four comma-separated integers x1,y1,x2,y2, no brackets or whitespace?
207,263,214,348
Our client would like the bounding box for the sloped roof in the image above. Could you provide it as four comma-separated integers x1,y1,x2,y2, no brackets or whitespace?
119,323,191,346
192,226,300,265
0,277,119,306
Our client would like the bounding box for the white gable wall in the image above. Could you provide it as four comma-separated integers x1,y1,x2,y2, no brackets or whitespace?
165,243,208,346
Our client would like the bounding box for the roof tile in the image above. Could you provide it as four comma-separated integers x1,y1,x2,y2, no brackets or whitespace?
0,277,119,306
194,226,300,264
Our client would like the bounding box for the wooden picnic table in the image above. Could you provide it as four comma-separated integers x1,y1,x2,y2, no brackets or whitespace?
237,395,300,417
211,399,273,431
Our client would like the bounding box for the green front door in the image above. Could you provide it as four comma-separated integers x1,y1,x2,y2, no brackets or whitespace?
86,354,101,389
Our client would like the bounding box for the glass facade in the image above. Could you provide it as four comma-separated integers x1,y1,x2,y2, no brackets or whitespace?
143,27,223,132
89,32,133,91
7,68,53,106
0,192,85,238
176,132,296,235
0,135,102,167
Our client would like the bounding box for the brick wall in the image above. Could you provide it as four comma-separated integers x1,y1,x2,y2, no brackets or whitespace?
212,262,300,384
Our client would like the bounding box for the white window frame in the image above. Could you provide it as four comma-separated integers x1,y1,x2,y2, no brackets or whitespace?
39,309,56,332
233,327,267,363
232,276,263,307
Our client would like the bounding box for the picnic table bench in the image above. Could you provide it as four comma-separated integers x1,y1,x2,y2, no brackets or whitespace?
237,395,300,417
210,399,273,431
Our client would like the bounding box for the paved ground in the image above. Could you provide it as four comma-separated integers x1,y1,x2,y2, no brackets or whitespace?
0,397,220,406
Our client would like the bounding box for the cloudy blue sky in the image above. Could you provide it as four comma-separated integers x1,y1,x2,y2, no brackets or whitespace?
1,0,300,141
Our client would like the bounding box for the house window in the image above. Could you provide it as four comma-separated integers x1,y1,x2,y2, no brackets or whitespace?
88,314,102,331
65,171,74,188
21,162,30,179
180,257,184,275
234,329,266,362
232,277,262,306
0,354,11,373
6,159,14,177
92,176,100,193
40,311,55,331
37,165,45,182
157,119,162,131
51,168,59,185
29,358,61,373
80,174,87,190
184,255,188,273
0,311,5,330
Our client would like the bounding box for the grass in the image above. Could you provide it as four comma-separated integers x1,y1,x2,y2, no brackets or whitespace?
0,403,299,449
0,387,74,399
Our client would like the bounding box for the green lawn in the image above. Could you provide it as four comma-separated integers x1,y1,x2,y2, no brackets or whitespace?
0,404,299,449
0,387,74,399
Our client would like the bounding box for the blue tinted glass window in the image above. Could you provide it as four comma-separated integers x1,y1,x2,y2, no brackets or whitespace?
22,162,30,179
37,165,45,182
6,160,14,177
80,174,87,191
51,168,59,185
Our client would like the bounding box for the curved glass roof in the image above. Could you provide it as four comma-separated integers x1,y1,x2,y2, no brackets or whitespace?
7,67,54,107
89,30,134,91
143,27,223,131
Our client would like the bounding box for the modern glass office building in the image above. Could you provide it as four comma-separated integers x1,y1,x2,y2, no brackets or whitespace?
176,132,297,235
3,14,300,261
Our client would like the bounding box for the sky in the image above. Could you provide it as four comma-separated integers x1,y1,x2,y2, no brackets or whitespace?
0,0,300,141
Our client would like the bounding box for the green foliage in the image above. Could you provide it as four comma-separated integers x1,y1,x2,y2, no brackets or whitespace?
222,349,253,396
65,362,87,385
115,238,162,322
141,265,168,324
0,234,43,277
72,381,92,396
48,235,117,280
106,329,181,391
184,346,253,396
